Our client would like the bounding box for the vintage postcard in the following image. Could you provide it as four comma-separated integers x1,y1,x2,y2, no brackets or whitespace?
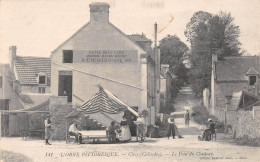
0,0,260,161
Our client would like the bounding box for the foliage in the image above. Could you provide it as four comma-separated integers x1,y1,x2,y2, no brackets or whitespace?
191,104,218,125
235,136,260,147
185,11,243,97
0,150,33,162
159,35,190,105
159,35,189,85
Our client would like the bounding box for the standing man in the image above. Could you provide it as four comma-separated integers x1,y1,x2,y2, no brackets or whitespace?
184,110,190,127
69,120,83,144
44,117,52,145
167,115,175,139
107,121,117,143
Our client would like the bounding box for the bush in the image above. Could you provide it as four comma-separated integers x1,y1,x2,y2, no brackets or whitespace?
0,150,32,162
191,105,217,125
235,136,260,147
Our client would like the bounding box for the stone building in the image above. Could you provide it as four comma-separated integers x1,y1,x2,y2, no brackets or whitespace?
9,46,51,94
50,2,160,128
0,46,51,137
210,54,260,138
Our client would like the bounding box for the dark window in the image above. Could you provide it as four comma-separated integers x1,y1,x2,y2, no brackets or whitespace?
39,76,46,84
38,87,46,94
63,50,73,63
0,76,2,88
249,76,256,86
58,74,72,102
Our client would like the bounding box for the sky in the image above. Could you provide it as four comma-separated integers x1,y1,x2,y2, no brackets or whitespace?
0,0,260,63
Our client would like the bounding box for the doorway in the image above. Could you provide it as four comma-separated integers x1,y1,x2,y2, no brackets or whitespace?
58,71,72,102
0,99,9,136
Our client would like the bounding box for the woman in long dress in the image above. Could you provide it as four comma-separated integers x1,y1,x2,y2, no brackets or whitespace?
120,116,131,142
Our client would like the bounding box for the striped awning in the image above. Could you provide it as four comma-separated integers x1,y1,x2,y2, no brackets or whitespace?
80,86,127,114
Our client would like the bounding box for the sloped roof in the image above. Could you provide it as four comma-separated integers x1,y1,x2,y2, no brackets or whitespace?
230,91,260,111
15,56,51,84
80,86,127,114
67,85,138,117
51,22,146,58
216,56,260,82
127,34,152,42
245,67,260,76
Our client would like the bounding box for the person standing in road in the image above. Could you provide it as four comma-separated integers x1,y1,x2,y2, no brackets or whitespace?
167,115,175,139
184,110,190,127
44,117,52,145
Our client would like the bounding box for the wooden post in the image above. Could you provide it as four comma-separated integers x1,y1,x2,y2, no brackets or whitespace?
66,119,68,143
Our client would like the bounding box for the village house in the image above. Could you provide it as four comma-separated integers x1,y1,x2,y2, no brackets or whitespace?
48,2,160,139
1,2,160,140
0,46,51,137
209,54,260,138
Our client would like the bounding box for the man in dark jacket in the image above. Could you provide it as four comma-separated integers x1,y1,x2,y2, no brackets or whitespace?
107,121,116,143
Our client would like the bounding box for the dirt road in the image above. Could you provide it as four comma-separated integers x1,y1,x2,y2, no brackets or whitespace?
1,86,260,162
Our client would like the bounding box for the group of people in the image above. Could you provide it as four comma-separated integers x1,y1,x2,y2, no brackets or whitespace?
44,110,215,144
107,116,134,143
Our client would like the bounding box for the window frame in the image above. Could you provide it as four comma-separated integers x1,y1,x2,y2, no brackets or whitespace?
38,87,46,94
249,75,257,86
63,50,73,63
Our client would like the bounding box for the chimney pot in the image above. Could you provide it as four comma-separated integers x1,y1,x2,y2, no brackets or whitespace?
9,46,16,69
89,2,110,23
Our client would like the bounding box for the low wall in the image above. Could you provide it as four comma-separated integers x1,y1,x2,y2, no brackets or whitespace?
49,96,73,140
226,107,260,139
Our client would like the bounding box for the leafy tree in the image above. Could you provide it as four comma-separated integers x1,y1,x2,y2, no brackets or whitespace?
185,11,242,97
159,35,189,83
159,35,189,106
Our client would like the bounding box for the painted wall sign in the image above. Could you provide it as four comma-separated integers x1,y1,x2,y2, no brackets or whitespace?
73,50,138,63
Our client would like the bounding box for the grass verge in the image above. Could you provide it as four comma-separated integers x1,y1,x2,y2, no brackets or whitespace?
191,105,224,132
0,150,33,162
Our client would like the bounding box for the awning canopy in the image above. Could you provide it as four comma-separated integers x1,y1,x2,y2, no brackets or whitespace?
66,85,138,118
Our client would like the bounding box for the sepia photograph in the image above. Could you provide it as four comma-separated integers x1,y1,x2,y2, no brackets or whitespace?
0,0,260,161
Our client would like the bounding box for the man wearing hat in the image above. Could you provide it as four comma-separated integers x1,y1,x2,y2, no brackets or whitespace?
69,120,83,144
167,114,183,139
167,114,176,139
207,118,216,141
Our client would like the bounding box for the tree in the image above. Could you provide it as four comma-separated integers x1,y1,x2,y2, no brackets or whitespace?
159,35,189,105
159,35,189,82
185,11,242,97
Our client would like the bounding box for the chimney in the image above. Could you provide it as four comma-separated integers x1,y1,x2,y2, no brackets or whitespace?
89,2,110,23
9,46,16,70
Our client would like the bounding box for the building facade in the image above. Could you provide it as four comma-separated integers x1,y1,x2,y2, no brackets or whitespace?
50,2,160,125
210,55,260,138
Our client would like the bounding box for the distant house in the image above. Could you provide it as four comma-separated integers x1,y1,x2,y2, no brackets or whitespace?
9,46,51,94
210,54,260,138
160,64,173,112
211,55,260,120
0,46,51,137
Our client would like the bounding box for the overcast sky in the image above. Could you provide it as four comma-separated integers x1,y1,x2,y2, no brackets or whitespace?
0,0,259,63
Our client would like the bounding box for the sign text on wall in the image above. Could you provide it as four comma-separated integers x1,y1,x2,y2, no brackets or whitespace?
73,50,138,63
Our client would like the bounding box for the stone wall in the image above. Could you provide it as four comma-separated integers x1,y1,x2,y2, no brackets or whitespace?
29,104,49,131
214,82,248,121
225,108,260,139
49,96,73,140
21,85,51,94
